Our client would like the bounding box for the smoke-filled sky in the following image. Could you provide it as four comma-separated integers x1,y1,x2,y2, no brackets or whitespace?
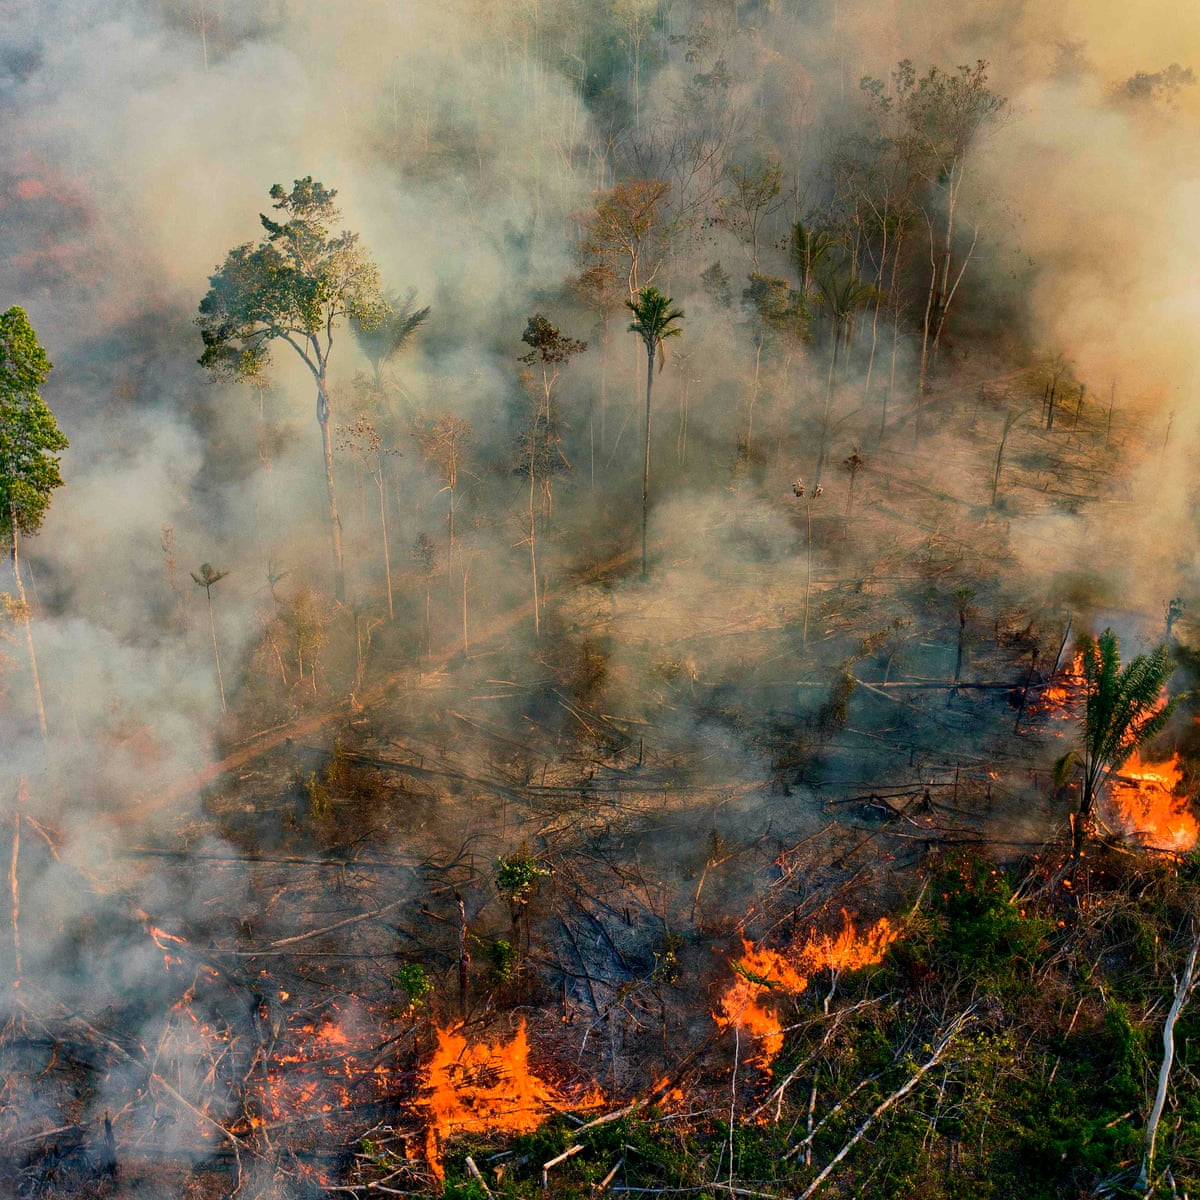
1,0,1198,1185
0,0,1194,873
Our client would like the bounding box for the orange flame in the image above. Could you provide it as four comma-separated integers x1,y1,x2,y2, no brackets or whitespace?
715,914,896,1072
1031,653,1085,732
1107,751,1198,852
716,943,810,1068
421,1021,570,1180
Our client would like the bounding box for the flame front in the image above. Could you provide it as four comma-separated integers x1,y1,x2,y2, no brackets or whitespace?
420,1021,566,1180
715,913,896,1073
1107,751,1198,851
716,944,810,1069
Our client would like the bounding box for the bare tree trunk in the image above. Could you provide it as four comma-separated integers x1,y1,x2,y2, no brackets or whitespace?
205,586,227,715
461,550,470,657
529,425,541,637
316,381,345,603
746,331,764,461
10,520,48,758
803,501,814,650
641,344,655,581
815,328,840,485
9,781,21,988
377,477,393,621
1138,924,1200,1193
456,892,470,1018
916,218,937,430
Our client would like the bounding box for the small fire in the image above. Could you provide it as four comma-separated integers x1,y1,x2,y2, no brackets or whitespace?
250,1004,393,1130
1107,751,1198,852
1030,653,1085,730
148,923,187,970
715,913,896,1072
420,1021,578,1180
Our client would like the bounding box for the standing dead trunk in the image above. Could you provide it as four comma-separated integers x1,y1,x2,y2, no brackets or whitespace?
528,416,541,637
815,329,841,485
9,519,48,758
205,586,226,715
641,343,655,581
9,780,21,988
460,550,470,658
316,379,345,603
456,892,470,1018
376,475,393,621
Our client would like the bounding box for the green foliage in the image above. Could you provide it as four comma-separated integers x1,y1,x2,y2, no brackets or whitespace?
351,288,429,383
742,272,808,342
305,770,332,820
1078,628,1178,819
518,314,587,367
486,938,518,982
626,286,684,363
0,307,67,540
926,854,1048,974
196,176,386,387
392,962,433,1006
495,847,551,906
788,220,838,293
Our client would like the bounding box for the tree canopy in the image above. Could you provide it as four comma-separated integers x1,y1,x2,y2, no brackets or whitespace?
0,307,67,540
196,177,387,397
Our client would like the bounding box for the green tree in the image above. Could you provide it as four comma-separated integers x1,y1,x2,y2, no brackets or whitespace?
1060,629,1178,851
196,177,387,602
0,308,67,756
626,287,683,580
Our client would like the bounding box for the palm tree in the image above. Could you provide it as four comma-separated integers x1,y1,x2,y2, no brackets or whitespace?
351,289,430,393
1058,629,1178,852
191,563,230,714
626,287,684,580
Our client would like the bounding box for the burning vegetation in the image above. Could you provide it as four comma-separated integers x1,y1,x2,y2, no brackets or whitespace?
6,1,1200,1199
716,914,897,1072
1107,751,1199,852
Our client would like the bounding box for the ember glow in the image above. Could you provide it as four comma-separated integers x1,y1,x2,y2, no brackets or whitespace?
1107,751,1198,852
716,914,897,1071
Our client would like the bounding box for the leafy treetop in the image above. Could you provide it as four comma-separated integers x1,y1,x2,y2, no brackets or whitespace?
196,177,387,392
626,286,684,362
0,307,67,540
519,315,587,366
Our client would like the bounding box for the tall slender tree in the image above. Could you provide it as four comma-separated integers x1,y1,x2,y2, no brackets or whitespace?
191,563,230,714
517,314,586,635
197,178,387,602
338,416,399,620
626,287,683,580
0,308,67,760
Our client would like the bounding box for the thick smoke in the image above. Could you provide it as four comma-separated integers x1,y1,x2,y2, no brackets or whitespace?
0,0,1196,1191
